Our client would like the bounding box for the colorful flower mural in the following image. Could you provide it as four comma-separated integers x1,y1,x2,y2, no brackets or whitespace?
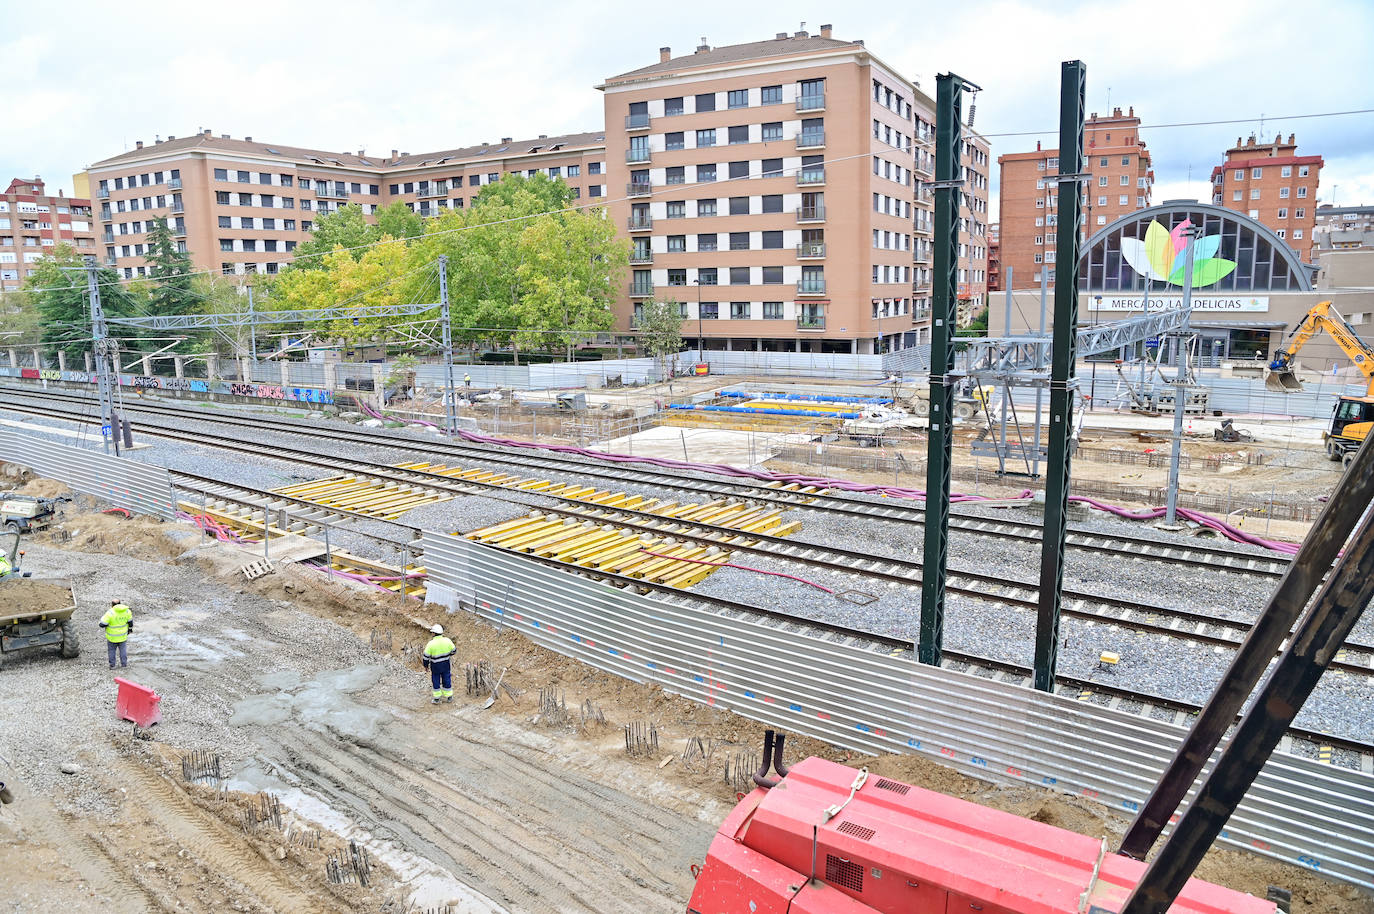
1119,218,1236,288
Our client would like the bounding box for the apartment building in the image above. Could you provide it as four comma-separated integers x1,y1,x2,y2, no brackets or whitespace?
0,177,96,291
987,223,1001,292
997,106,1153,289
600,27,939,354
1209,134,1322,262
1315,204,1374,253
87,130,607,279
958,133,992,305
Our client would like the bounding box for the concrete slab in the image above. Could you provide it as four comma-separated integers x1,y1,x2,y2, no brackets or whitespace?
594,425,815,468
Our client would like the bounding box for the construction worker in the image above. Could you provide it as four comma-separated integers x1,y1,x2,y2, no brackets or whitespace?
100,599,133,669
422,624,456,704
463,372,472,389
0,553,11,581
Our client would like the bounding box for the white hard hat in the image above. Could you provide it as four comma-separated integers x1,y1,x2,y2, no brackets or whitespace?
430,624,444,635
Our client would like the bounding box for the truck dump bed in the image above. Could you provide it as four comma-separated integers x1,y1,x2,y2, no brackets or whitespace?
0,578,77,626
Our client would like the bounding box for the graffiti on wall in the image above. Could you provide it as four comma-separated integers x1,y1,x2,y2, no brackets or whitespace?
7,366,333,404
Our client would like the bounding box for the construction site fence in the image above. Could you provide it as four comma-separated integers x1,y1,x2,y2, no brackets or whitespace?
420,533,1374,890
769,444,1322,522
0,428,175,520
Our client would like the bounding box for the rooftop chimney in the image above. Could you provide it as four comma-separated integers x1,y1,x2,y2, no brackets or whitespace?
203,129,212,136
1113,106,1122,116
776,31,787,39
1288,132,1295,144
391,149,398,158
696,36,709,52
794,29,809,37
1128,105,1134,116
538,134,547,139
358,149,365,156
221,134,230,139
1036,140,1041,151
168,134,175,140
820,23,832,38
135,141,143,149
244,136,252,142
501,137,512,143
659,46,671,63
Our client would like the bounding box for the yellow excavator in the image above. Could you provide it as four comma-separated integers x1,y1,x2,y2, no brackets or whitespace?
1266,299,1374,465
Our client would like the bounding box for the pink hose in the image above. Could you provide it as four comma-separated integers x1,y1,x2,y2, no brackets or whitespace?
638,548,835,593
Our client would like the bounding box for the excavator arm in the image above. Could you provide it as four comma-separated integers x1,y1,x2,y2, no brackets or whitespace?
1266,300,1374,396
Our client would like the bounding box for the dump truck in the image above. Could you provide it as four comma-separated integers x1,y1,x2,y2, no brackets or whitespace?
1265,300,1374,466
0,530,80,663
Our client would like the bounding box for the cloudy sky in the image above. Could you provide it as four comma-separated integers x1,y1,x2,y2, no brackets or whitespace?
5,0,1372,218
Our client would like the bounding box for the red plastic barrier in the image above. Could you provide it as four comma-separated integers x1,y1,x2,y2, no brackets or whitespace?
113,677,162,727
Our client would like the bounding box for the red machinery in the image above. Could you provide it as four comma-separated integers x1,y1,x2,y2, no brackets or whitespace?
687,732,1274,914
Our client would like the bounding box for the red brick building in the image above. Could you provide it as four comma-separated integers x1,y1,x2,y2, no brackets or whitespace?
987,222,1000,292
0,177,96,292
1209,134,1322,263
996,107,1153,289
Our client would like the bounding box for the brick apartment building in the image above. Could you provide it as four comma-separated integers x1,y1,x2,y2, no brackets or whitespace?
997,106,1153,289
79,26,987,352
1315,204,1374,253
86,131,608,280
987,223,1000,292
0,177,96,292
1209,134,1322,262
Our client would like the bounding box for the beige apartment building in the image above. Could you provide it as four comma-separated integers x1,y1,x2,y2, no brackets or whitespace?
997,106,1153,290
82,25,986,351
0,177,96,292
600,27,968,354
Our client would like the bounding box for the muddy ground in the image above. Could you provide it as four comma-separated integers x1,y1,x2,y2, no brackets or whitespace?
0,507,1369,913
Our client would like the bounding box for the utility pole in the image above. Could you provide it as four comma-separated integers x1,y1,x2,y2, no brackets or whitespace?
918,71,976,666
1032,59,1087,693
84,261,118,455
1165,227,1199,525
438,255,456,435
247,283,258,362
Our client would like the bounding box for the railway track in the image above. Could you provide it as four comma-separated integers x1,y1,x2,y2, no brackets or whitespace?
0,385,1293,581
5,390,1370,677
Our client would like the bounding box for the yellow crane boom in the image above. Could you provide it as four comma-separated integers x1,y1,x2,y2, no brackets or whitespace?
1266,300,1374,396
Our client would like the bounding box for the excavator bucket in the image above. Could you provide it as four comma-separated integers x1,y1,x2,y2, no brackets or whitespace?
1264,369,1304,393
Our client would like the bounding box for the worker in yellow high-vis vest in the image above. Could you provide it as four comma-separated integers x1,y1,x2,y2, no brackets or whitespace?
422,624,456,704
100,599,133,669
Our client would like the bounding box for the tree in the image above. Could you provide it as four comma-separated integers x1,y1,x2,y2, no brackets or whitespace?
22,245,144,358
287,204,378,270
144,217,197,316
376,201,424,240
269,242,411,343
637,298,685,379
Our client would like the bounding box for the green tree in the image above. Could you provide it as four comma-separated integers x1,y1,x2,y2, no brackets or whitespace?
376,201,424,240
287,204,378,270
144,217,197,316
637,298,685,379
22,245,144,358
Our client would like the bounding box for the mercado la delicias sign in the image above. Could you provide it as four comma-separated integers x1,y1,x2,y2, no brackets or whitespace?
1093,216,1270,311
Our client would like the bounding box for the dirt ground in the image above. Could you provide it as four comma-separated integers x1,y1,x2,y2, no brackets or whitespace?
0,509,1369,913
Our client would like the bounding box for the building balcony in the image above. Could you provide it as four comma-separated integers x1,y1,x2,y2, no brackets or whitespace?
167,178,182,189
627,182,652,197
796,279,827,296
796,205,826,223
172,224,187,237
171,201,185,214
316,185,350,199
797,314,826,330
96,188,110,199
627,215,653,232
796,242,826,259
797,168,826,186
629,249,653,264
625,113,651,131
626,147,652,164
629,282,655,298
418,183,449,197
796,94,826,112
911,308,933,323
102,233,114,244
103,255,117,266
795,131,826,150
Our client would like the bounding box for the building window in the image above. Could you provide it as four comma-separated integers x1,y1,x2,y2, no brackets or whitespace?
761,195,783,214
1250,189,1261,200
1278,208,1288,219
697,199,717,217
1099,157,1108,167
1234,170,1244,181
588,185,603,197
216,191,230,204
762,230,783,249
664,96,684,116
568,165,580,177
729,196,749,215
1122,156,1131,165
668,268,687,286
284,219,295,230
697,164,717,182
700,302,719,319
666,201,686,219
1294,229,1303,239
696,128,716,147
696,92,716,112
264,239,278,252
761,122,783,142
1233,190,1243,202
726,161,748,180
666,132,685,150
1119,195,1128,206
668,234,686,252
698,267,718,284
1097,215,1106,225
1298,165,1309,177
1295,208,1305,218
220,239,233,251
762,301,783,319
762,266,783,284
1120,175,1129,185
727,89,748,109
218,216,231,228
1281,165,1292,177
1252,167,1263,179
761,85,782,105
730,267,750,285
1097,196,1107,206
1098,176,1108,186
1276,229,1286,238
214,168,228,181
762,158,783,177
730,301,750,319
1297,186,1307,198
728,231,750,251
729,125,749,145
697,234,718,252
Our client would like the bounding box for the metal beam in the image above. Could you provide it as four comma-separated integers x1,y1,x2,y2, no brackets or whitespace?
1033,60,1086,692
105,301,440,330
1120,433,1374,913
918,72,966,666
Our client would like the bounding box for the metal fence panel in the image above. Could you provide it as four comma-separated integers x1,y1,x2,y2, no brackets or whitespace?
421,532,1374,888
0,428,175,519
